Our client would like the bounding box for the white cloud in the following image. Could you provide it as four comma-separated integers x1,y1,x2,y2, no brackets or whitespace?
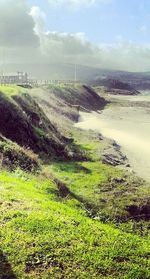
98,41,150,71
30,6,46,34
28,6,150,72
30,6,94,62
38,31,94,63
1,1,150,73
0,0,39,47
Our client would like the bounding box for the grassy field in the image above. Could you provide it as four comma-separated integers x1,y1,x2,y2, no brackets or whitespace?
0,85,28,96
0,170,150,279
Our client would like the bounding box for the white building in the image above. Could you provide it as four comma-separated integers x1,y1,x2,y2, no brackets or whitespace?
0,72,28,84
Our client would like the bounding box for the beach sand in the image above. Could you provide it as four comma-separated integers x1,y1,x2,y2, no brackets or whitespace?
75,93,150,181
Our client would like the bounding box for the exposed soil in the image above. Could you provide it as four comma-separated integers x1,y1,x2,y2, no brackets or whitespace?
30,84,107,125
0,92,68,160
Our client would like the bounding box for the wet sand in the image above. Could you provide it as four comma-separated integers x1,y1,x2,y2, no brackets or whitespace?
75,93,150,181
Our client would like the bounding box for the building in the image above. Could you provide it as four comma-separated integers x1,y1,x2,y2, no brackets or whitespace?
0,72,28,84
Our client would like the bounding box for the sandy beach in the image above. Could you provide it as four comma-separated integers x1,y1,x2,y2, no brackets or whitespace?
75,93,150,181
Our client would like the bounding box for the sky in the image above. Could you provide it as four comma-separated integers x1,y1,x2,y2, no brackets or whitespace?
1,0,150,72
28,0,150,45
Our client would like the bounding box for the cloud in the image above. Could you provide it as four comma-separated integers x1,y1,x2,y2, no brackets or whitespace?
0,0,39,47
47,0,112,10
30,6,95,63
28,6,150,72
98,41,150,71
0,1,150,74
36,31,97,65
42,32,93,54
30,6,46,35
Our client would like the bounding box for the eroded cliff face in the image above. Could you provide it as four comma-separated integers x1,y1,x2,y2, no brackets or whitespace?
0,84,107,168
30,84,107,126
0,91,69,161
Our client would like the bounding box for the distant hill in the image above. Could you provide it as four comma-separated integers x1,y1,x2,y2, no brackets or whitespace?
90,71,150,90
2,63,150,89
0,63,132,81
90,78,139,95
1,63,107,80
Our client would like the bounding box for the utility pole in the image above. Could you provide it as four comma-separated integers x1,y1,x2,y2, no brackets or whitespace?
0,48,5,84
74,63,77,83
1,48,4,75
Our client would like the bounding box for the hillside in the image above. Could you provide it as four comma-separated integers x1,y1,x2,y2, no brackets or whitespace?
30,84,107,126
0,84,150,279
0,84,107,163
90,78,139,95
0,134,39,172
1,63,120,80
1,170,150,279
90,70,150,90
0,86,72,162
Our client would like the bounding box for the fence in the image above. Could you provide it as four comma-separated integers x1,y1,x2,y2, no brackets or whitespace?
0,79,78,87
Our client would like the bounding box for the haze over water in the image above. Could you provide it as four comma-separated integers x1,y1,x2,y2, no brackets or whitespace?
76,92,150,181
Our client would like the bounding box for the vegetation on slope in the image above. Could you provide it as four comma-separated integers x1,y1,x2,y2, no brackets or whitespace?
48,130,150,223
0,88,72,161
0,84,150,279
0,134,39,172
0,170,150,279
31,83,150,223
0,85,28,96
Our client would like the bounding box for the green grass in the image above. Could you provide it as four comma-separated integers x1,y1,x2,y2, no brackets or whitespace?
0,85,28,96
0,90,150,278
48,161,131,220
48,132,149,221
0,170,150,279
33,127,46,138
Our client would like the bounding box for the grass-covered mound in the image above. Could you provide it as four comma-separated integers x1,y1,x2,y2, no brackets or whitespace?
0,134,39,172
0,170,150,279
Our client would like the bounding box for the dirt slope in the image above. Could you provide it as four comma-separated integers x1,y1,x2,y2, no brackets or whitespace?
30,84,107,125
0,91,69,160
